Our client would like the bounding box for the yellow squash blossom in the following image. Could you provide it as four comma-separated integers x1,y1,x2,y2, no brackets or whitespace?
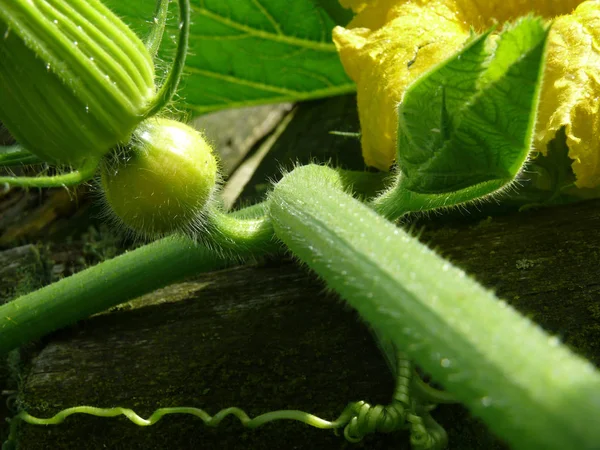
333,0,600,188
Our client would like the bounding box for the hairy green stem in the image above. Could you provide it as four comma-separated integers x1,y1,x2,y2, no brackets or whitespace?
203,170,384,256
0,157,99,187
371,174,508,221
206,207,277,256
268,164,600,450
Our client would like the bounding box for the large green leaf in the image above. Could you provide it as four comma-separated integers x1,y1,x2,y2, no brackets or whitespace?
104,0,354,114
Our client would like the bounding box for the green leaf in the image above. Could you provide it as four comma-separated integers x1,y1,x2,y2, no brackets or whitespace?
103,0,354,114
0,145,43,167
401,17,548,193
373,17,549,220
396,29,493,168
312,0,353,26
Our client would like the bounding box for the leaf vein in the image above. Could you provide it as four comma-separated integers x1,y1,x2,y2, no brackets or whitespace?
192,5,336,52
186,66,303,95
185,83,356,113
250,0,282,35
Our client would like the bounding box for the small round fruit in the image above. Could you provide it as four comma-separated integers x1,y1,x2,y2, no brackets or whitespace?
101,117,218,237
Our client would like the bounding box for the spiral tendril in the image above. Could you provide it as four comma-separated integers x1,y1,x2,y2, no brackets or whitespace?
3,351,453,449
394,355,413,406
343,400,408,441
5,398,445,449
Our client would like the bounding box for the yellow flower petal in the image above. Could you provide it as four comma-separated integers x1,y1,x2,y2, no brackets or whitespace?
450,0,582,27
339,0,404,29
334,0,596,188
535,1,600,187
333,3,470,170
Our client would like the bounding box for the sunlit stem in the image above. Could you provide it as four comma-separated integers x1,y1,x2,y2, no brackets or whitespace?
269,164,600,450
206,207,278,257
371,174,508,222
202,169,385,256
0,202,281,355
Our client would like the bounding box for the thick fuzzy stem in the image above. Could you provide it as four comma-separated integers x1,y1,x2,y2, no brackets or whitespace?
268,164,600,450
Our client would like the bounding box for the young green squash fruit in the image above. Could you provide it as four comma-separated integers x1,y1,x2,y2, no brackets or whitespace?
101,118,218,238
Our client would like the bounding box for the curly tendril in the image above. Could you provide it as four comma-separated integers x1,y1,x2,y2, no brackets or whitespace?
5,402,444,449
4,352,451,450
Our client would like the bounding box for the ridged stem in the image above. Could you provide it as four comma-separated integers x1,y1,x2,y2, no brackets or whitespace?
203,169,384,256
268,164,600,450
371,174,508,221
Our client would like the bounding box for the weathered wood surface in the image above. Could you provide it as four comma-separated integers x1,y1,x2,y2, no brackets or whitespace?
13,197,600,450
0,245,40,299
192,104,292,176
